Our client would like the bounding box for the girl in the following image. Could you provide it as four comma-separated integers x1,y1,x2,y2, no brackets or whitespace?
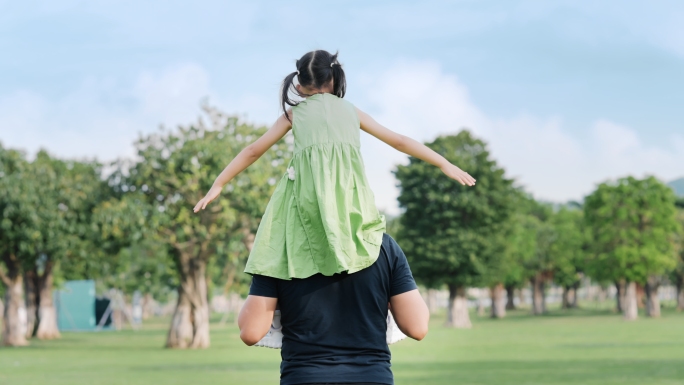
194,50,475,345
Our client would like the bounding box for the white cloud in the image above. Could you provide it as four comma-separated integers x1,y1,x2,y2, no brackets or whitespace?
1,60,681,216
589,120,684,182
357,61,684,214
0,63,274,161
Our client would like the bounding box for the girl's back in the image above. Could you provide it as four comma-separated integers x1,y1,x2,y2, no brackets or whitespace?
245,92,386,280
292,93,359,151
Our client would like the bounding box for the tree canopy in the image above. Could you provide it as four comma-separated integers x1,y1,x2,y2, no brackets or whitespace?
584,176,679,284
395,130,516,326
110,106,291,348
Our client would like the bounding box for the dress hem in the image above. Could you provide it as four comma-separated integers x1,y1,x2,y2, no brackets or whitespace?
244,254,380,281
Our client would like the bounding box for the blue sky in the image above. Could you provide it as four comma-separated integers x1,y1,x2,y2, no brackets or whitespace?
1,0,682,213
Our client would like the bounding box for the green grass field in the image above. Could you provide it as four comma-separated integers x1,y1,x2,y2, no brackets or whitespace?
1,307,683,385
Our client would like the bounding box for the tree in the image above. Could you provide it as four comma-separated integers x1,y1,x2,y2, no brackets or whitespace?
0,145,32,346
481,198,525,319
113,106,289,348
522,205,556,315
21,152,68,340
503,200,586,315
550,206,586,309
501,196,538,311
584,176,679,320
18,153,106,340
672,209,684,311
395,131,515,328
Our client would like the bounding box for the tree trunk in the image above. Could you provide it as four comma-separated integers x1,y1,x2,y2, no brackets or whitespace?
597,285,607,303
166,252,210,348
1,254,29,346
23,269,38,338
112,307,123,330
505,284,516,310
623,281,638,321
142,293,155,320
490,283,506,318
636,283,645,309
644,277,660,318
569,281,580,308
426,289,440,314
561,284,578,309
446,284,471,328
615,279,626,313
35,261,60,340
518,287,526,307
676,275,684,311
561,286,571,309
531,274,546,315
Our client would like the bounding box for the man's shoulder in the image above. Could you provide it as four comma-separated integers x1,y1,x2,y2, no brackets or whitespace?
380,233,404,262
381,232,401,250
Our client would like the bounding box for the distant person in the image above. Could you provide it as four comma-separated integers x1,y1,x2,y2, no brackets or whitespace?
194,49,475,341
238,233,430,385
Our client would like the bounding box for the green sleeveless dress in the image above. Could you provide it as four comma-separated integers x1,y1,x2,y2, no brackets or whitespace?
244,93,386,280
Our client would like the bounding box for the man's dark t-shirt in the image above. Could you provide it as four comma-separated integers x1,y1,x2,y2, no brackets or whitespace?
249,234,417,385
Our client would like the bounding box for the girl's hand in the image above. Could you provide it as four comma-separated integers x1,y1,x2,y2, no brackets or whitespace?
193,186,223,213
441,163,476,186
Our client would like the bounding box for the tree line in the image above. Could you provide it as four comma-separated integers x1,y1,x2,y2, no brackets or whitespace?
1,107,683,348
393,131,684,327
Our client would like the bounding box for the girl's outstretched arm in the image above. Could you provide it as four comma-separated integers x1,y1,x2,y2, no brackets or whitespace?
356,108,476,186
193,112,292,212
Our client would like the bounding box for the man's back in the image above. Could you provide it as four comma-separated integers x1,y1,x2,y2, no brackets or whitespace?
249,234,418,385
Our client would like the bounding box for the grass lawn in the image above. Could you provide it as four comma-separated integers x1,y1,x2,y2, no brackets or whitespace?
1,307,683,385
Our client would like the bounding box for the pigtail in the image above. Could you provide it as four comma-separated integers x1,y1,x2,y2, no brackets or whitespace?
330,52,346,98
281,70,299,122
280,50,347,122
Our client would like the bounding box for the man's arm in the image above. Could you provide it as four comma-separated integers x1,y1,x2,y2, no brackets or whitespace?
237,295,278,345
389,289,429,341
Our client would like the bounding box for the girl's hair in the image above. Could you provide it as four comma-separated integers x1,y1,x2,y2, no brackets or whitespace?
281,50,347,121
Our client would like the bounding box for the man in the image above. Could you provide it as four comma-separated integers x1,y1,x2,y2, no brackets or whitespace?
238,234,429,385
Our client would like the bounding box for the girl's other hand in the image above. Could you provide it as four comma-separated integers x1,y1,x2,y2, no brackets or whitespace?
440,163,476,186
193,186,223,213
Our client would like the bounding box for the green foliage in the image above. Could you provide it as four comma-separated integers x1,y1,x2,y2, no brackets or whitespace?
670,210,684,286
584,176,680,284
111,106,290,287
502,196,586,289
502,203,539,287
49,157,108,281
395,130,516,288
0,145,33,271
86,192,181,299
520,202,557,281
0,146,105,283
101,239,177,299
551,206,586,288
675,196,684,209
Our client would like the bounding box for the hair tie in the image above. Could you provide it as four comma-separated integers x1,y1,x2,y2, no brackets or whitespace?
330,62,336,68
296,70,300,75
